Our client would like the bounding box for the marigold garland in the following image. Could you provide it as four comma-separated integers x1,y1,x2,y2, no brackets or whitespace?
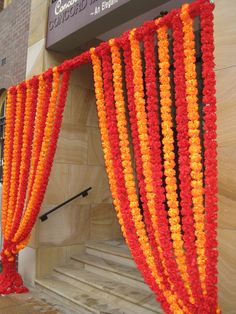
157,25,194,304
4,83,26,240
9,78,39,240
172,12,204,309
180,4,207,294
121,38,189,313
129,29,194,312
108,40,185,312
14,68,70,246
1,1,219,312
27,71,52,200
125,32,173,298
91,46,178,313
199,2,219,312
1,88,16,234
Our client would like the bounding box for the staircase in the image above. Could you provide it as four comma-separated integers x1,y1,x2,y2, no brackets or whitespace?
35,240,163,314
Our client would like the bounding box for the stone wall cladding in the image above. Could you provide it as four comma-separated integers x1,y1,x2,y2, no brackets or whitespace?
0,0,31,89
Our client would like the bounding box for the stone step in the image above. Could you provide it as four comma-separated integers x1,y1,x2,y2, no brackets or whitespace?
86,240,136,268
71,253,151,292
35,276,161,314
54,265,162,313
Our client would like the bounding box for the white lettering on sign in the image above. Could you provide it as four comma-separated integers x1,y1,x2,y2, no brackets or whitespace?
90,0,118,16
55,0,87,15
102,0,118,10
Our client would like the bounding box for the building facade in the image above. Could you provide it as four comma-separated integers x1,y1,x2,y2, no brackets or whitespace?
0,0,235,312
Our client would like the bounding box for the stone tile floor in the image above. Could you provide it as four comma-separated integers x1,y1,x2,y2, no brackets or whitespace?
0,287,80,314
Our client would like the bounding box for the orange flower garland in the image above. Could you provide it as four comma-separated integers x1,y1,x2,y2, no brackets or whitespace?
89,48,126,239
27,73,48,200
128,30,193,312
181,4,206,294
123,33,174,302
4,83,26,240
10,78,39,239
91,46,183,313
157,25,193,302
171,11,203,309
13,67,60,245
1,88,16,234
109,39,163,287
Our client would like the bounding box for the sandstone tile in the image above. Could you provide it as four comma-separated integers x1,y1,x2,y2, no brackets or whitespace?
55,124,88,165
68,164,112,205
87,127,104,166
216,67,236,146
38,204,91,246
214,0,236,70
28,1,48,47
26,39,45,78
218,145,236,205
90,203,115,241
218,194,236,230
43,163,70,205
218,229,236,314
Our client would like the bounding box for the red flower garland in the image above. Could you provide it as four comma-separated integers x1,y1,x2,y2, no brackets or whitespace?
4,83,26,240
199,2,219,312
172,12,203,309
9,77,39,240
27,70,53,200
98,45,173,313
120,39,180,312
122,33,173,301
15,69,71,245
1,88,16,234
143,30,194,311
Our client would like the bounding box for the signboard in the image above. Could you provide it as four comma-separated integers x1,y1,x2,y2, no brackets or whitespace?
47,0,130,51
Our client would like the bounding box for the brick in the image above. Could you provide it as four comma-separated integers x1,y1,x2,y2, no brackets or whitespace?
0,0,30,89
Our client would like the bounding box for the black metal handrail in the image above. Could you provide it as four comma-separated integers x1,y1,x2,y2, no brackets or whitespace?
39,187,92,222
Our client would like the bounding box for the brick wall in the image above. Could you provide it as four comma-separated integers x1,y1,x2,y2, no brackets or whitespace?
0,1,4,12
0,0,30,89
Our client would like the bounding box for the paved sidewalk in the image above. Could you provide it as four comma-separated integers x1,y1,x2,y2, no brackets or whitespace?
0,293,59,314
0,288,80,314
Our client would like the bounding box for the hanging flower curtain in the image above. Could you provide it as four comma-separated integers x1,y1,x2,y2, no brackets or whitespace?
90,1,219,313
0,68,71,293
0,0,219,313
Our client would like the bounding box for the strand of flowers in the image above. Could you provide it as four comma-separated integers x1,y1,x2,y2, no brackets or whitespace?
27,70,53,202
128,30,193,312
9,77,39,240
91,46,174,314
121,34,177,307
172,12,204,308
90,47,128,247
12,68,60,245
1,88,16,235
180,4,206,294
156,25,194,303
0,254,28,294
142,29,194,312
199,2,219,312
4,83,27,240
121,36,189,313
14,69,71,251
106,41,184,312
